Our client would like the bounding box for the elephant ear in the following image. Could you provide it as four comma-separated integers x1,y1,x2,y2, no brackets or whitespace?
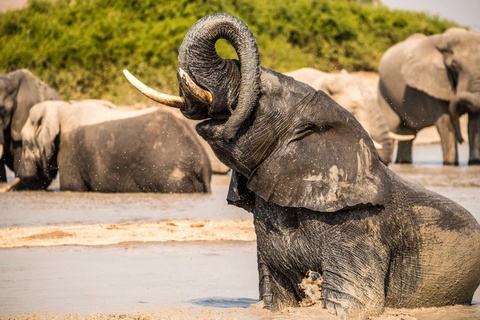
401,35,454,101
245,91,392,213
227,170,256,213
11,70,48,141
22,102,61,171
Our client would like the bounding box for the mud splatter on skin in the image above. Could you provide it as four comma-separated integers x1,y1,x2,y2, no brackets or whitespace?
299,270,323,307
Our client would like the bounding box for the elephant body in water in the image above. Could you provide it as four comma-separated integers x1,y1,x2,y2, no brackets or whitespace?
5,100,211,193
125,13,480,320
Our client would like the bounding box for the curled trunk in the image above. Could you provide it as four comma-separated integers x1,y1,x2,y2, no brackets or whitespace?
177,13,261,141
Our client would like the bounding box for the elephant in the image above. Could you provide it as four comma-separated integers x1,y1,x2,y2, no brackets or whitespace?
0,69,60,182
168,108,230,173
3,99,211,193
285,68,414,164
378,28,480,165
124,13,480,319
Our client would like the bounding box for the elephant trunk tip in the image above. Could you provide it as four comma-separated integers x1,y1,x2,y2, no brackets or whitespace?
456,132,465,144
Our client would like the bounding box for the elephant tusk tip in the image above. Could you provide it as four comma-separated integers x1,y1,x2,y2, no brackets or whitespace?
372,139,383,150
122,69,185,108
389,132,416,141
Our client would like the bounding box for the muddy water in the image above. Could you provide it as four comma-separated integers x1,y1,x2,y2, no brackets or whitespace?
0,144,479,319
0,174,250,229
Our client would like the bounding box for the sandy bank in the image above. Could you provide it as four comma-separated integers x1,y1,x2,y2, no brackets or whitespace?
0,219,255,248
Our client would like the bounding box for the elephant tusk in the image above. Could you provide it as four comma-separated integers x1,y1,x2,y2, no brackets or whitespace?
389,132,416,141
122,69,185,108
0,177,21,192
178,68,213,104
372,139,383,150
0,144,3,157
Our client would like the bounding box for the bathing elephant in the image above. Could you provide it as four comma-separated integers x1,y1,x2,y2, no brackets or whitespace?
285,68,413,164
378,29,480,165
167,108,230,173
124,13,480,319
0,69,60,181
3,99,211,193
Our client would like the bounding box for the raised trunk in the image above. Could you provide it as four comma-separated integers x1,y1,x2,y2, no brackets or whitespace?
177,13,261,142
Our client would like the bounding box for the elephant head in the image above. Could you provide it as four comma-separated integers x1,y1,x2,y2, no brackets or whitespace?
0,69,60,181
400,28,480,164
11,101,63,190
125,13,391,213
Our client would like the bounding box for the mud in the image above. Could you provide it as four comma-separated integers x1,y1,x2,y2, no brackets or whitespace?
0,144,479,320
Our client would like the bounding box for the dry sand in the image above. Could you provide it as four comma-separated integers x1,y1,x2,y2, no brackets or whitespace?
0,219,255,248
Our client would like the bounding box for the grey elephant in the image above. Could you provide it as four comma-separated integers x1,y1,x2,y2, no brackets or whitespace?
4,99,211,193
0,69,60,181
125,13,480,320
378,28,480,165
286,68,414,164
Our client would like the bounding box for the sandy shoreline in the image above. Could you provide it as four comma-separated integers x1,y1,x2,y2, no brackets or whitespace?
0,219,255,248
2,304,478,320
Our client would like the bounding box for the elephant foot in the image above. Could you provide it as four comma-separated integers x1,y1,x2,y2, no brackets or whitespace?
394,160,412,165
468,159,480,165
322,290,351,319
258,260,274,310
443,160,459,166
261,293,273,310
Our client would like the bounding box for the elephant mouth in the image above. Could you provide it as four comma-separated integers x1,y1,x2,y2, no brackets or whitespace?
123,69,214,119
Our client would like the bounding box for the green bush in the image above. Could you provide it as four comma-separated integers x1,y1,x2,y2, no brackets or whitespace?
0,0,459,104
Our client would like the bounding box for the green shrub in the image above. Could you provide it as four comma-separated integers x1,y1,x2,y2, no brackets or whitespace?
0,0,459,104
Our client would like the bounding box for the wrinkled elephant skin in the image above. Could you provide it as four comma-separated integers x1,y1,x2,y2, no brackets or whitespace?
286,68,393,164
10,100,211,193
125,13,480,320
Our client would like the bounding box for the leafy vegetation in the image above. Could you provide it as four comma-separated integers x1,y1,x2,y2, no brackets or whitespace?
0,0,459,104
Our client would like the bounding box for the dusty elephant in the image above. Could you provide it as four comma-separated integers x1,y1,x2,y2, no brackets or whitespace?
378,28,480,165
4,99,211,193
124,13,480,320
0,69,60,181
285,68,414,164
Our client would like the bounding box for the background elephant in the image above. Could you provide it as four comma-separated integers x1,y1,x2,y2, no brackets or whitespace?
378,28,480,165
125,13,480,319
286,68,399,164
0,69,60,181
166,108,230,173
5,99,211,193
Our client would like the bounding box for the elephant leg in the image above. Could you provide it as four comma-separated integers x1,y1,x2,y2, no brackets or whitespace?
435,112,458,165
394,121,417,164
258,252,274,309
0,163,6,182
0,145,6,181
395,139,414,164
257,250,298,311
468,112,480,165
